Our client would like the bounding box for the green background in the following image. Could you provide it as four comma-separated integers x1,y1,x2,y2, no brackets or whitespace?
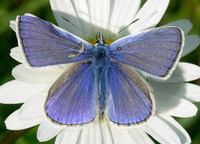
0,0,199,143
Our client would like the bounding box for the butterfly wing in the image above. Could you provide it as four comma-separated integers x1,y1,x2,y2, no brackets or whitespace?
110,27,184,79
16,15,93,67
108,62,155,125
45,62,96,125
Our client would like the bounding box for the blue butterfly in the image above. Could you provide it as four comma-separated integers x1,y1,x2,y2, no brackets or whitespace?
16,15,184,126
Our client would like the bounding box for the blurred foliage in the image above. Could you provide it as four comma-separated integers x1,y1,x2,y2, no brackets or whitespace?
0,0,199,143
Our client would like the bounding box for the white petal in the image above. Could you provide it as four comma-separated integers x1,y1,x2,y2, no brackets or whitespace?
5,110,42,130
10,47,23,63
76,127,88,144
165,19,193,35
109,126,153,144
155,91,197,117
10,20,16,32
55,128,81,144
108,0,141,38
0,80,47,104
78,122,103,144
128,128,154,144
18,92,46,120
82,0,111,39
87,122,102,144
127,0,169,34
165,62,200,82
100,120,113,144
182,35,200,57
50,0,141,40
151,82,200,102
143,115,181,144
50,0,92,41
110,127,137,144
12,64,65,84
159,114,191,144
37,120,62,142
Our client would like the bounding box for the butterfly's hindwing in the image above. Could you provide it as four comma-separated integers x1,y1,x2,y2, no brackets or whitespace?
108,62,155,125
45,62,96,125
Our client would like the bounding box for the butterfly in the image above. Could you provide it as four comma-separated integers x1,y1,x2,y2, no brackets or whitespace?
16,15,184,126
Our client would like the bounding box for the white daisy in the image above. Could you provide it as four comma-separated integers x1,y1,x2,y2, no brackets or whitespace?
1,0,200,144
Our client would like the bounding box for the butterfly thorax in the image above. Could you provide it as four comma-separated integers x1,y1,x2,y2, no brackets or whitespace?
92,44,110,116
92,44,110,69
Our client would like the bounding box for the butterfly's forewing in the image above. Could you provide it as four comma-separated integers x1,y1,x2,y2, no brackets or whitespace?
45,62,96,125
16,15,93,67
110,27,184,79
108,62,155,125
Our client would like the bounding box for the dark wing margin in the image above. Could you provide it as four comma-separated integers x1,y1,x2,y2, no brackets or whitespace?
16,15,93,67
110,27,184,79
108,62,155,126
45,62,96,125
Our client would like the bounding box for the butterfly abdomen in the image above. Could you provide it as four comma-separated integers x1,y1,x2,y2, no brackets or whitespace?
97,73,107,116
93,44,110,116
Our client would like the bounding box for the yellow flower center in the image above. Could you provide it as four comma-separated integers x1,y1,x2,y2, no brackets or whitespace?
89,39,114,45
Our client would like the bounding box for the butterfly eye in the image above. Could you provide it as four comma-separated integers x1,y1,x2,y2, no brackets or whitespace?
117,47,122,51
96,40,100,44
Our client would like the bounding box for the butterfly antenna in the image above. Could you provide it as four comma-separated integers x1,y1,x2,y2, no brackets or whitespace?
61,16,95,41
112,18,140,37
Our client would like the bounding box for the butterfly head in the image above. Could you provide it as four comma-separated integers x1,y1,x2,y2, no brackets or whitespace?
96,32,106,45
